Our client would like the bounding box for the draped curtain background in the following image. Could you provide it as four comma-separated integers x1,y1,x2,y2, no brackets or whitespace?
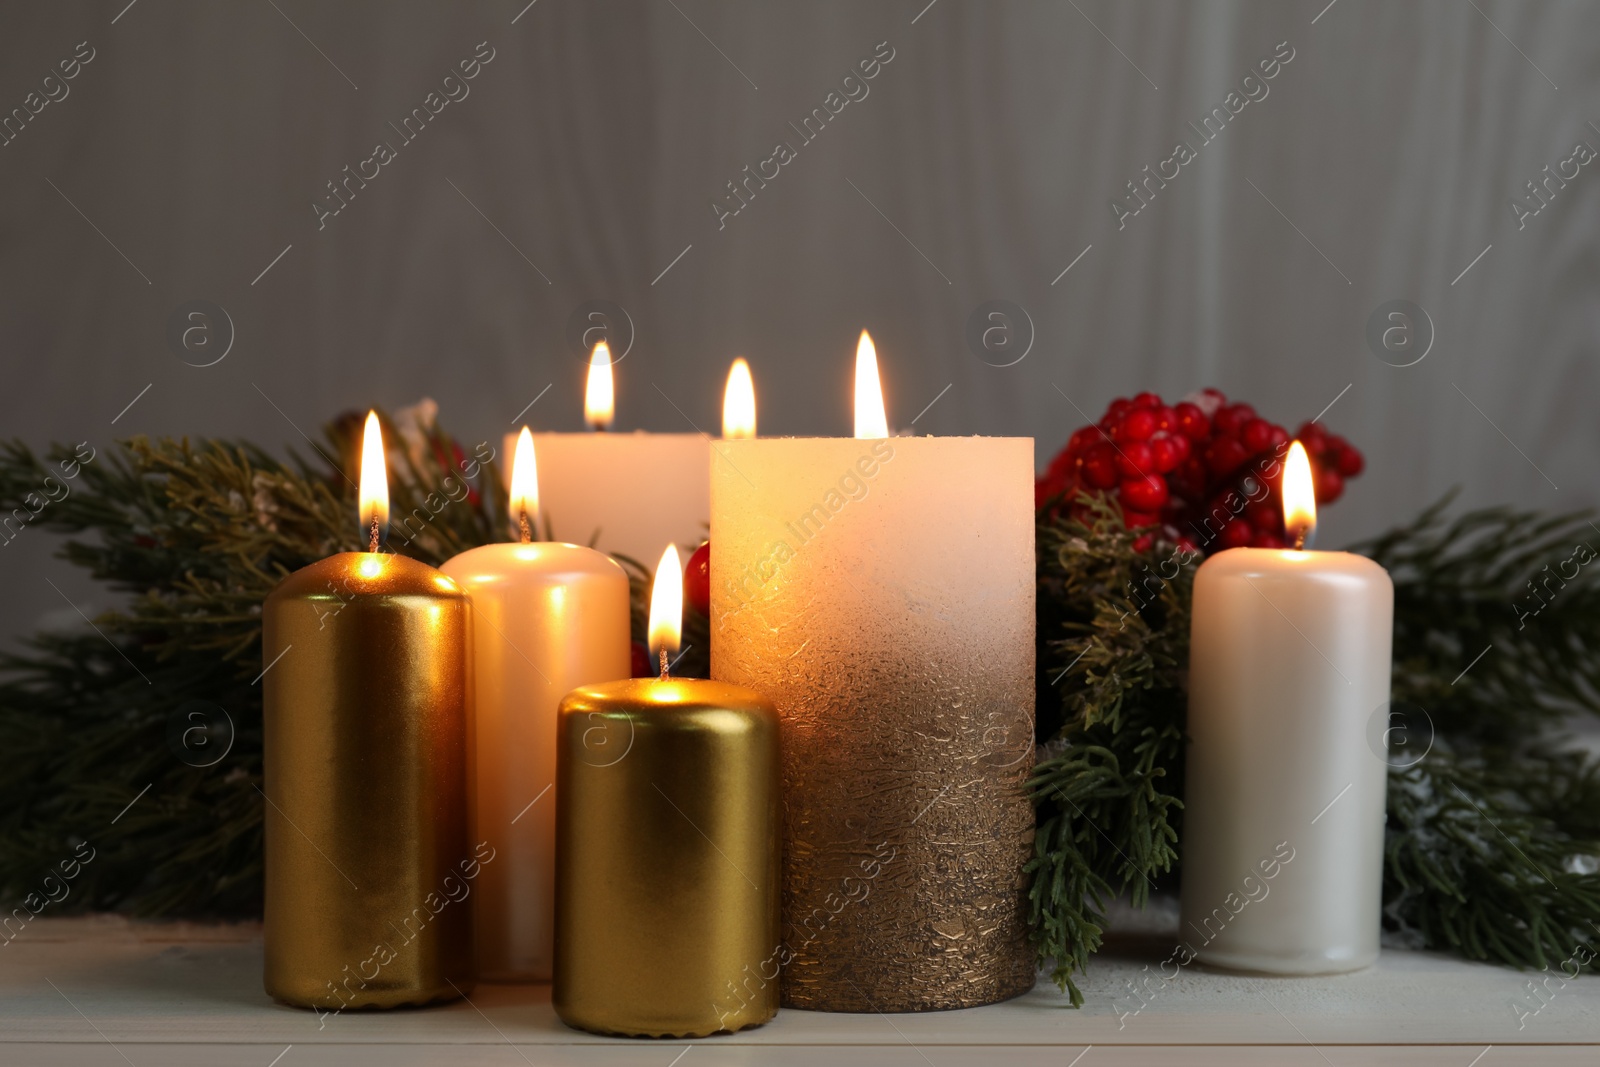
2,0,1596,643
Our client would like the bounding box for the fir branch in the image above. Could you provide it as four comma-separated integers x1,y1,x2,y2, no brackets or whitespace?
1026,493,1192,1004
1356,491,1600,744
1385,745,1600,971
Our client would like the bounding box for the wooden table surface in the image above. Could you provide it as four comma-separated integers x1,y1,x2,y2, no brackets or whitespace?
2,916,1595,1065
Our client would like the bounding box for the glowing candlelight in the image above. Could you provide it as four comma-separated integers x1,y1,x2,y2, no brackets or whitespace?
1282,440,1316,549
509,427,540,543
853,331,889,440
584,342,615,431
357,411,388,552
648,543,683,677
723,358,757,439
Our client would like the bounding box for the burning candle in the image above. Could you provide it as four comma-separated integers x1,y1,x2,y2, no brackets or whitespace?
1181,441,1393,974
723,357,756,439
554,544,780,1038
503,344,739,566
440,428,631,981
262,412,474,1010
710,332,1037,1012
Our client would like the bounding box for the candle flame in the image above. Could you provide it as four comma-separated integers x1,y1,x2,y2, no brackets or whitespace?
723,357,757,438
648,543,683,669
585,341,614,430
358,410,388,549
509,426,539,542
854,330,888,439
1282,440,1317,549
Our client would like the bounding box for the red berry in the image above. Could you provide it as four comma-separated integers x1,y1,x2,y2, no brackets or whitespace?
1201,388,1228,407
1165,432,1192,464
1105,398,1133,422
1122,509,1160,529
1245,500,1280,532
1132,391,1163,408
1176,537,1200,556
1117,408,1158,443
1317,468,1344,504
1174,402,1210,441
1069,426,1101,454
685,541,711,617
1267,424,1290,449
1148,435,1181,473
1121,474,1169,511
1335,446,1365,477
1132,533,1154,553
1296,421,1328,452
1219,520,1255,549
1116,441,1154,478
1206,436,1250,476
1082,444,1120,489
1255,532,1286,550
1213,403,1255,435
1241,418,1274,453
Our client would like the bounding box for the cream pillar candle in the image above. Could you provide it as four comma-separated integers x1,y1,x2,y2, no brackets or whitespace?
501,344,715,567
710,332,1036,1012
1181,441,1393,975
441,428,631,981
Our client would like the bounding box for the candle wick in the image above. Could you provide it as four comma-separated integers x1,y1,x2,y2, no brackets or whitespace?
1291,525,1308,551
659,648,669,681
519,509,532,544
369,516,380,554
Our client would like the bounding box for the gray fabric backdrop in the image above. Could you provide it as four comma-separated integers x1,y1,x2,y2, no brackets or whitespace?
2,0,1597,644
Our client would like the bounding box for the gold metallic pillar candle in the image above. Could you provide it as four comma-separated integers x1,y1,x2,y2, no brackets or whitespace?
555,545,780,1038
262,412,475,1011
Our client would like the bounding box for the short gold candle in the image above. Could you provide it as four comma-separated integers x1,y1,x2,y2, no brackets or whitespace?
554,678,780,1037
262,550,474,1011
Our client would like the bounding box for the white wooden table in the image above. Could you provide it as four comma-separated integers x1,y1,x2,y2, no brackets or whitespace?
3,916,1595,1065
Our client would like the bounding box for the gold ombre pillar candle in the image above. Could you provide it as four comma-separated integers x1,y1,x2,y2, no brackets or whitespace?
555,545,780,1038
440,428,631,981
262,412,474,1010
710,332,1037,1012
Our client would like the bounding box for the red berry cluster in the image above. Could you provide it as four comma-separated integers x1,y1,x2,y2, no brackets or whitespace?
1036,389,1364,555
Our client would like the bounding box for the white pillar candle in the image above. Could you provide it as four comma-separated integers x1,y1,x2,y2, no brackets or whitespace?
441,429,631,981
709,332,1037,1012
517,431,709,565
500,346,748,567
1181,442,1393,974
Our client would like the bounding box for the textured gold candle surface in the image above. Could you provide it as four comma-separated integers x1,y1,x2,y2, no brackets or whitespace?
262,553,474,1010
710,436,1036,1012
555,678,780,1038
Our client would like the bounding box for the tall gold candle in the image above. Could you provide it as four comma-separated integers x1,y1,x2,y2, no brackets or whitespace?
262,412,475,1011
554,545,780,1038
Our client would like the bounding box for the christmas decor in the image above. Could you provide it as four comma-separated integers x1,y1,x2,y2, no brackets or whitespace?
1029,491,1600,1005
0,396,1593,1014
1035,389,1365,553
0,406,701,918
